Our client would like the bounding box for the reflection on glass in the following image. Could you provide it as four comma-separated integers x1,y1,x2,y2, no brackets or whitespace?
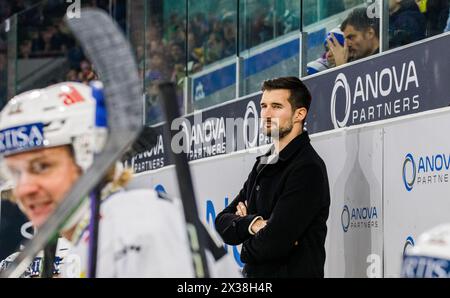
239,0,300,96
13,0,118,96
3,0,450,122
0,21,7,109
389,0,448,50
186,0,237,74
240,0,300,50
421,0,449,37
389,0,426,49
143,0,186,125
188,0,237,111
127,0,145,85
302,0,346,27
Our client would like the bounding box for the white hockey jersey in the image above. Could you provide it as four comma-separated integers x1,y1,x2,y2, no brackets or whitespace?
0,238,71,278
60,188,241,278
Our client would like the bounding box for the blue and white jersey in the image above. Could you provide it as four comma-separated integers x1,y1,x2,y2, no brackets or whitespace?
0,238,71,278
1,188,241,278
61,188,240,278
62,189,193,277
402,224,450,278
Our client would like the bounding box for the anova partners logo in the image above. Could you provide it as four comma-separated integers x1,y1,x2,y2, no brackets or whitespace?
125,99,278,174
171,100,274,161
330,60,420,129
126,134,165,173
402,152,450,192
402,153,416,191
341,204,379,233
403,236,415,256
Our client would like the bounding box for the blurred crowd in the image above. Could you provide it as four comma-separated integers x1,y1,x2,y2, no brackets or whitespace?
138,2,302,123
0,0,125,87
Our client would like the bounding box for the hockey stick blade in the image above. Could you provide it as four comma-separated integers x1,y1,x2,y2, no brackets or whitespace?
1,8,142,278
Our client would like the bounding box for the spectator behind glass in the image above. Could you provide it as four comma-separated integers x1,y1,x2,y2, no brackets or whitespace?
78,60,97,84
19,40,32,59
389,0,426,48
187,32,203,73
282,8,300,35
65,69,78,82
0,53,5,74
168,42,185,84
328,7,380,67
307,28,345,75
204,33,224,64
222,14,236,58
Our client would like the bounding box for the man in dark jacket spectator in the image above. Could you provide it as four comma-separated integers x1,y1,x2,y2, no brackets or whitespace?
389,0,426,48
215,77,331,278
423,0,449,37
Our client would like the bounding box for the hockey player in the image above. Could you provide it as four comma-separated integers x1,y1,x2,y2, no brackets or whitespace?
401,224,450,278
0,82,239,277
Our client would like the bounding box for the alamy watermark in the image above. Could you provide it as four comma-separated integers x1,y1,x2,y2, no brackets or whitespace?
366,253,382,278
366,0,381,19
66,0,81,19
170,112,281,165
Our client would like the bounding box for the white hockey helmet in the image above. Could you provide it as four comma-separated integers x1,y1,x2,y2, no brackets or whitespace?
401,224,450,278
0,81,107,172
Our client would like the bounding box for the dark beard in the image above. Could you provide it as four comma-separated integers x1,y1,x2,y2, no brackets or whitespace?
278,123,293,139
265,122,293,139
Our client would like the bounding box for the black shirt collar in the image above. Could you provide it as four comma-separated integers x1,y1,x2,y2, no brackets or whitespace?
256,130,310,163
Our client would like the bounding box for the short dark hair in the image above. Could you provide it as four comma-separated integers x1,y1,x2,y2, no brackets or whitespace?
341,7,379,38
261,76,312,111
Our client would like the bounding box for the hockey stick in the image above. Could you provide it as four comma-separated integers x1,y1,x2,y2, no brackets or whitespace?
158,83,212,278
87,184,103,278
0,8,142,278
41,238,57,278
